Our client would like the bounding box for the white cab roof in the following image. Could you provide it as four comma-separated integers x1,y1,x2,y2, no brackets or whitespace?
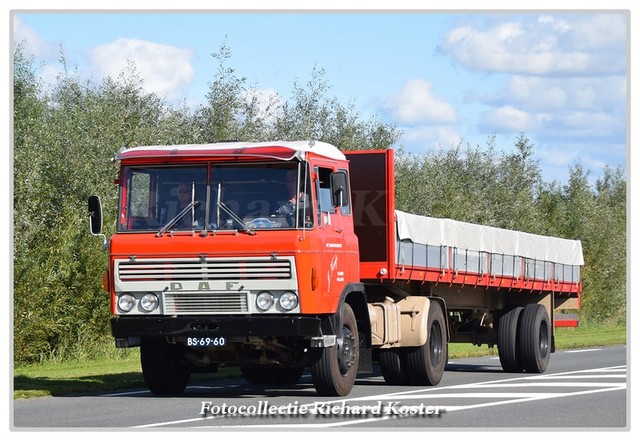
117,140,346,161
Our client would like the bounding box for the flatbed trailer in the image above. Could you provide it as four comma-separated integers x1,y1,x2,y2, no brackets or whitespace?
345,149,582,383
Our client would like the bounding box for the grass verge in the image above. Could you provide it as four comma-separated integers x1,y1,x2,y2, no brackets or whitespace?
13,324,626,399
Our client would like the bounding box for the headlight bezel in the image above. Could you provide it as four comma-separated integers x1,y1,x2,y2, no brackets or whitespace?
140,293,159,312
118,293,136,312
278,291,299,311
256,291,275,311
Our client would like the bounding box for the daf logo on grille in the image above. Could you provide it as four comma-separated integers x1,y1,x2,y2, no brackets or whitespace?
226,282,244,292
167,281,244,292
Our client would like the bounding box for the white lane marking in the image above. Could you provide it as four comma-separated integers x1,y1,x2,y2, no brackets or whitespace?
527,374,626,379
101,390,149,397
449,382,626,388
566,349,601,353
441,384,626,413
131,364,626,429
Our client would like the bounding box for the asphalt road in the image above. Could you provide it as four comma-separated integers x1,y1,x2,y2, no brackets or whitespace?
12,345,627,430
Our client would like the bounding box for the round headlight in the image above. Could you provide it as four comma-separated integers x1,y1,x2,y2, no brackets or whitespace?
118,293,135,312
279,292,299,311
256,291,274,311
140,293,159,312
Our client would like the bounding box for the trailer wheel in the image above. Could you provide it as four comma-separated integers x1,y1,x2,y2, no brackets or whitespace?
518,304,551,373
310,302,359,396
497,306,523,373
241,366,304,385
405,299,447,386
379,348,410,385
140,339,190,395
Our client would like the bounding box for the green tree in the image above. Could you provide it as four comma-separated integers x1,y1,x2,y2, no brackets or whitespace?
12,46,200,363
195,40,246,142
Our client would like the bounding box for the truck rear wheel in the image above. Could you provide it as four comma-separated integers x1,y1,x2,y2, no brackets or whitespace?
518,304,551,373
310,302,359,396
498,306,523,373
404,299,447,386
140,339,190,395
379,348,410,385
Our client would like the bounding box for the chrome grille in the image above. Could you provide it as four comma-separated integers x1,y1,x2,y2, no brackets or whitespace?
164,292,248,315
117,258,292,281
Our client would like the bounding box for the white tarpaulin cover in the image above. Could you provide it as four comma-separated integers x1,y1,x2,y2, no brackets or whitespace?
395,210,583,266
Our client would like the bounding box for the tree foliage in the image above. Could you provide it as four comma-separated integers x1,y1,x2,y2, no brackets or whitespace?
12,42,626,364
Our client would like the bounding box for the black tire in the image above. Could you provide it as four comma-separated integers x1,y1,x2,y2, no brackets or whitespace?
404,299,447,386
379,348,410,385
241,366,304,385
498,306,523,373
518,304,551,373
310,302,359,396
140,339,190,395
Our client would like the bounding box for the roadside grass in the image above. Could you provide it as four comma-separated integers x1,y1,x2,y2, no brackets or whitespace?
13,349,241,399
13,324,626,399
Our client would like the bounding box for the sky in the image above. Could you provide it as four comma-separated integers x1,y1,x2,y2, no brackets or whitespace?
8,4,634,187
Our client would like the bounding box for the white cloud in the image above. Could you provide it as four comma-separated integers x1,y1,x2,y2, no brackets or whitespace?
537,143,612,178
480,105,535,132
537,148,573,168
383,79,456,125
89,38,195,101
442,13,627,169
480,104,621,141
570,14,628,51
403,125,462,149
552,111,620,138
503,76,626,111
440,14,626,76
13,16,57,60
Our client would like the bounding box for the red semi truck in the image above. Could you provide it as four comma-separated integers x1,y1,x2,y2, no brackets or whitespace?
88,140,582,396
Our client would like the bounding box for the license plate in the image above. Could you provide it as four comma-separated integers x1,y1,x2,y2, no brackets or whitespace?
186,337,226,347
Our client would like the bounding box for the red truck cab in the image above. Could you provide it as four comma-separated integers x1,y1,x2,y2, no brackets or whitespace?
90,141,369,396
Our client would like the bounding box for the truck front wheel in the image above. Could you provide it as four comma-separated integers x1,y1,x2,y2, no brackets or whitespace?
310,302,359,396
140,339,190,395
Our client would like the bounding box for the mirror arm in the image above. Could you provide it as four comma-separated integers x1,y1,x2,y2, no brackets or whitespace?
88,222,108,250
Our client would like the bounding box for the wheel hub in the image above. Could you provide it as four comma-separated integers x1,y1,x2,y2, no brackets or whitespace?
337,328,356,374
430,321,443,367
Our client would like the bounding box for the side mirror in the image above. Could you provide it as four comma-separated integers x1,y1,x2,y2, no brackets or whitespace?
330,171,350,208
88,196,108,250
88,195,103,235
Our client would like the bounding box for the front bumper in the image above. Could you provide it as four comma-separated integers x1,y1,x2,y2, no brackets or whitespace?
111,315,323,340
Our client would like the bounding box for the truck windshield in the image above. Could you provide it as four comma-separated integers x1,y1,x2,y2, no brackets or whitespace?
118,162,313,232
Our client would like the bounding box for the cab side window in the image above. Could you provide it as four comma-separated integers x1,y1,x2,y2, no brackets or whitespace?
317,167,333,214
315,166,352,223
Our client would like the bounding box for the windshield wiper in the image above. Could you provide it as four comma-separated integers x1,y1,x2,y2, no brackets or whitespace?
156,201,200,237
217,201,256,235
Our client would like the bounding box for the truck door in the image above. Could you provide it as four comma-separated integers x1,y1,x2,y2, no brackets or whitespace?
344,150,395,280
314,163,357,307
